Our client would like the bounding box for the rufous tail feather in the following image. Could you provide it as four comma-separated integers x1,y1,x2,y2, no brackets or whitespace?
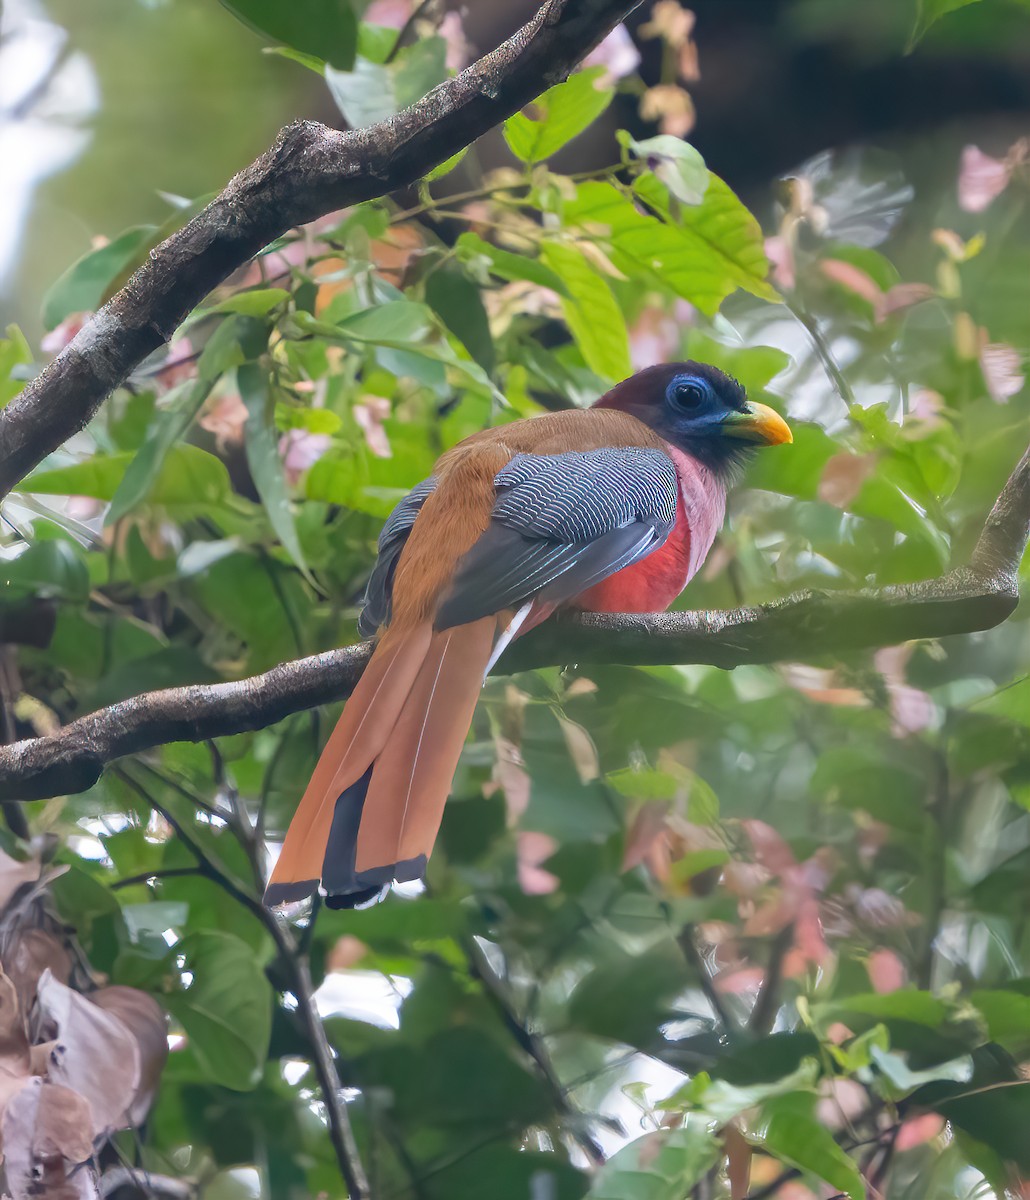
263,622,432,905
264,617,497,907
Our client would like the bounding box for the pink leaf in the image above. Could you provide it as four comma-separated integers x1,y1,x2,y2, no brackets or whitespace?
438,11,471,72
516,832,559,895
957,145,1010,213
820,259,883,307
714,965,765,995
867,947,906,994
622,801,671,874
327,936,368,972
980,340,1025,403
628,307,680,370
743,820,796,874
353,395,392,458
817,452,878,509
877,283,934,322
583,24,641,84
153,337,196,393
764,236,795,290
895,1113,945,1151
905,387,947,436
363,0,410,29
40,313,89,356
198,391,248,451
490,737,530,826
278,429,332,485
816,1078,867,1129
780,662,868,708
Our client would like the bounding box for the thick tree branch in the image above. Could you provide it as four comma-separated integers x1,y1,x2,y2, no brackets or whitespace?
1,443,1027,801
0,0,640,499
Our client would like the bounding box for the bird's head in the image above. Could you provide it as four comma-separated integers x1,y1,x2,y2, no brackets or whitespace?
595,362,792,480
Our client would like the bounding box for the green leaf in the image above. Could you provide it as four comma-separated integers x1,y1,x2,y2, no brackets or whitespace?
455,232,571,297
335,301,435,343
163,930,272,1091
622,132,709,205
566,178,775,317
974,675,1030,728
42,226,156,329
238,364,311,579
0,325,31,409
643,172,777,305
970,989,1030,1051
818,990,949,1028
909,0,982,48
540,242,631,382
218,0,357,70
869,1044,973,1100
425,146,470,182
197,314,269,381
0,540,90,602
325,38,447,127
209,288,290,316
567,941,689,1049
504,68,613,163
590,1117,721,1200
759,1093,865,1200
27,444,231,509
665,1059,821,1123
606,767,679,800
425,265,495,374
107,378,214,524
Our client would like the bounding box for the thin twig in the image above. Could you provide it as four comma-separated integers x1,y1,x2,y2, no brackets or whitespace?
677,924,738,1034
918,751,951,991
463,936,606,1167
111,764,371,1199
785,299,857,412
110,867,202,891
748,922,795,1035
289,955,371,1200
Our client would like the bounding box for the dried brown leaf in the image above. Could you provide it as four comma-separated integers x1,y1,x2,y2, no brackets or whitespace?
5,930,72,1016
0,849,42,916
2,1078,97,1199
89,987,167,1127
36,973,141,1138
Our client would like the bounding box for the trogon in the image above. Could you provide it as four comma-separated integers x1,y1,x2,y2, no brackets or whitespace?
264,362,791,908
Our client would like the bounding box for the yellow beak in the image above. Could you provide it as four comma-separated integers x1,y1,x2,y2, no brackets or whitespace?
721,401,793,446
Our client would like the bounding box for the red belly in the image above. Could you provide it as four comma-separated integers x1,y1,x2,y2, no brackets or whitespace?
574,505,693,613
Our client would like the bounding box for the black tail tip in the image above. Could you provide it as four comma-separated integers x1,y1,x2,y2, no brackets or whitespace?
263,879,319,907
322,854,428,910
263,856,428,910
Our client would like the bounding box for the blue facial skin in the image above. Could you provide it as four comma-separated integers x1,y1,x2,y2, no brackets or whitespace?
660,369,757,479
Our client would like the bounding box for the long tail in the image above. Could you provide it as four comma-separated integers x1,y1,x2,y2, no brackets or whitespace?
263,617,497,909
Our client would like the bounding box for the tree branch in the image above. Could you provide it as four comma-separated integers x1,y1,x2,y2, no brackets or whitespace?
0,0,640,500
0,443,1027,801
114,764,371,1199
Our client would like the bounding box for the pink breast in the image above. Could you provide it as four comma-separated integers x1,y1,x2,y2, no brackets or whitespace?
573,444,726,615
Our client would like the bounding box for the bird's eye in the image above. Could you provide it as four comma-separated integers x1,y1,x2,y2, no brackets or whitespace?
672,379,709,411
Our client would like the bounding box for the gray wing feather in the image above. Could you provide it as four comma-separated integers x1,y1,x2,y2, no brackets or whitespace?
435,447,677,629
358,477,436,637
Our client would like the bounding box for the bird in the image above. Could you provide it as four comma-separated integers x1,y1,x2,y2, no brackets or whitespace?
264,362,791,909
